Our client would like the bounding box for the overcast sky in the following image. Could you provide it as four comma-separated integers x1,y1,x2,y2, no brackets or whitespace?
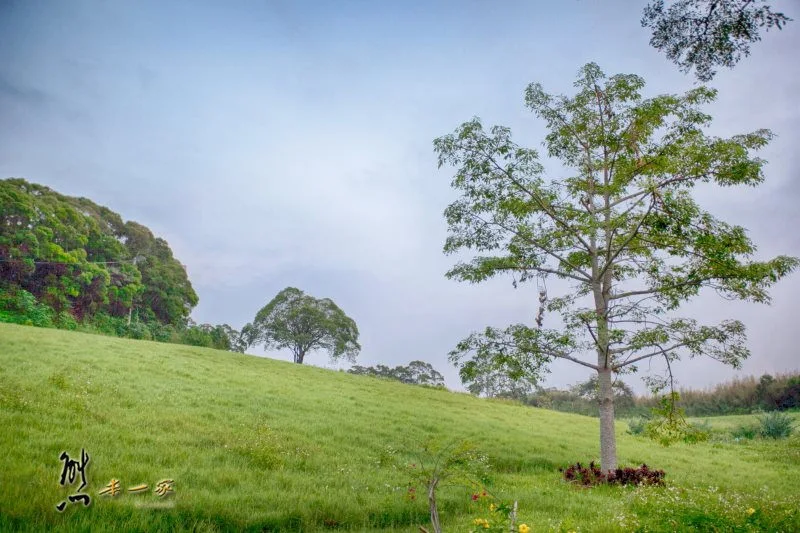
1,0,798,393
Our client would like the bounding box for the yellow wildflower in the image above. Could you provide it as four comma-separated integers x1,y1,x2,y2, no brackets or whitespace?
519,524,531,533
489,503,496,512
746,508,756,516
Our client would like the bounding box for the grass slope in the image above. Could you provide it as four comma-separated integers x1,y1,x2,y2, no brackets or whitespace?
1,323,798,532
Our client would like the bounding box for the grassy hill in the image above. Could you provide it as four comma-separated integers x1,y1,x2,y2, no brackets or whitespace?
1,323,798,532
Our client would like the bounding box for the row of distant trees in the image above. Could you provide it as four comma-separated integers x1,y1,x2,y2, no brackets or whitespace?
0,178,245,351
475,373,800,418
348,361,445,388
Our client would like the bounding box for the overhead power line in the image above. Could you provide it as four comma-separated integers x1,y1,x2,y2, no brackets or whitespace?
0,258,138,265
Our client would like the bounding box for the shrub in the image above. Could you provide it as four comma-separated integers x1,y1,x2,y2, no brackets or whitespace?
0,288,54,327
731,424,758,440
148,322,178,343
627,416,649,436
54,311,78,330
560,461,665,487
86,312,128,336
758,411,795,439
126,320,152,340
643,393,710,445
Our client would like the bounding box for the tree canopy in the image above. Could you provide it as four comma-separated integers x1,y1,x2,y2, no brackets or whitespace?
0,178,198,327
348,360,446,387
642,0,793,81
434,63,797,470
247,287,361,364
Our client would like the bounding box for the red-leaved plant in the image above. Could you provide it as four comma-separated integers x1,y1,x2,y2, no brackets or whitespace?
560,461,665,487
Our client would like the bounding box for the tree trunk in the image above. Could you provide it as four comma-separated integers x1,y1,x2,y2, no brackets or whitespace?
427,478,441,533
295,350,305,364
598,367,617,472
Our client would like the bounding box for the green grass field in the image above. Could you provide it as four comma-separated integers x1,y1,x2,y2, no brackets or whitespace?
1,323,798,532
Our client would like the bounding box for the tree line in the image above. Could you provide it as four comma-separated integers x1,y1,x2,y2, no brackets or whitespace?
0,178,239,350
479,373,800,418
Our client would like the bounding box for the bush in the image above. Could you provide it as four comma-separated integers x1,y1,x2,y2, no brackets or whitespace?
758,411,795,439
0,288,54,327
731,424,758,440
54,311,78,330
86,312,128,336
179,325,215,347
148,322,178,343
560,461,665,487
125,321,152,340
627,416,649,435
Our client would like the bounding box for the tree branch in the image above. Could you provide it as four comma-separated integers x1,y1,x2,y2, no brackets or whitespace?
466,211,593,281
600,194,656,278
612,342,688,370
553,352,600,371
478,147,594,253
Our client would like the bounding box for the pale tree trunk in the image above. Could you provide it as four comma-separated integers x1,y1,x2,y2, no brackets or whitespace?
591,165,618,472
593,282,617,471
594,279,617,472
427,478,441,533
597,367,617,472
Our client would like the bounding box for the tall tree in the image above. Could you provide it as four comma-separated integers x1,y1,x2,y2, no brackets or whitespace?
642,0,793,81
250,287,360,364
434,63,797,471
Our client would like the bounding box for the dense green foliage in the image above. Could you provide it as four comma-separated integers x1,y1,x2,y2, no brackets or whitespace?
0,178,197,326
348,360,445,387
0,178,243,351
435,62,798,470
636,373,800,416
642,0,793,81
756,410,796,439
493,373,800,419
2,323,800,532
247,286,361,364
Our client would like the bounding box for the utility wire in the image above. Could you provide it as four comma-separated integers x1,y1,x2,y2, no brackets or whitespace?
0,258,138,265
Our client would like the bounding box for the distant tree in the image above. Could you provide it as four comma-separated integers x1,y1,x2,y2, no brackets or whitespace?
572,376,636,412
572,375,634,401
349,364,395,379
123,221,198,326
177,321,238,351
458,349,536,399
642,0,793,81
348,360,445,387
469,371,535,400
230,322,257,353
435,63,797,471
403,360,446,387
249,287,360,364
